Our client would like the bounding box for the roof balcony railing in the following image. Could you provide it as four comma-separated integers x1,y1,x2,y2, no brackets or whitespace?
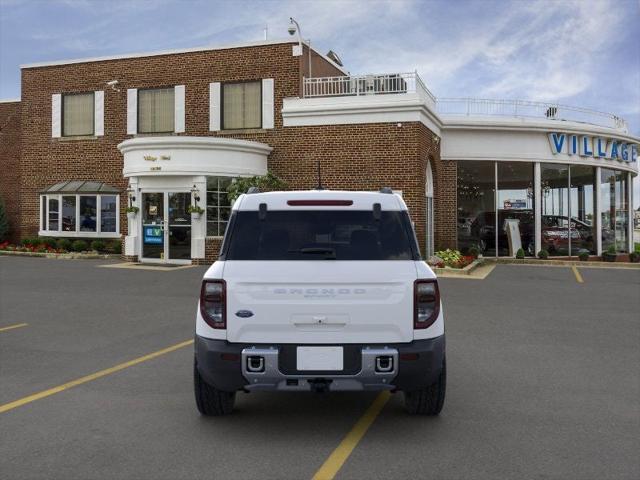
302,74,628,132
303,72,436,104
436,98,628,131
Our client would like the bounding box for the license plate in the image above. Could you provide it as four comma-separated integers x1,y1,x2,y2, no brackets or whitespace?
296,346,343,371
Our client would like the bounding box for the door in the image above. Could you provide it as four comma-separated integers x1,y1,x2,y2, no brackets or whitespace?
141,192,191,263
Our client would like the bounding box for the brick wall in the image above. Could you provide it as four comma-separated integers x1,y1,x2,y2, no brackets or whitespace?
14,40,449,264
0,101,21,242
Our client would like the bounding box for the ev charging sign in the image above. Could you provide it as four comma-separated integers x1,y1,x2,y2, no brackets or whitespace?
548,132,638,163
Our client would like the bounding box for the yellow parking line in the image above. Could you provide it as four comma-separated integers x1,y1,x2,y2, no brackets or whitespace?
0,339,193,414
571,266,584,283
312,391,390,480
0,323,28,333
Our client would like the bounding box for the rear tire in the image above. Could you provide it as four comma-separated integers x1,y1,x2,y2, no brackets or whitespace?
194,358,236,416
403,357,446,415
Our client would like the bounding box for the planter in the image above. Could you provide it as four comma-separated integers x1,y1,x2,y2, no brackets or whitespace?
191,212,203,220
630,253,640,263
127,212,137,221
603,253,618,262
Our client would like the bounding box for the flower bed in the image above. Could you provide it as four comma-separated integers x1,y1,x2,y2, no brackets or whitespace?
429,249,476,269
0,237,121,256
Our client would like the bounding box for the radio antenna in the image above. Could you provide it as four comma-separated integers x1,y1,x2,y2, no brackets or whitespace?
316,159,324,190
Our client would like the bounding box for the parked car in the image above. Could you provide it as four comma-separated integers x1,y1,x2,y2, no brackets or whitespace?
194,190,446,416
541,215,594,254
469,209,535,254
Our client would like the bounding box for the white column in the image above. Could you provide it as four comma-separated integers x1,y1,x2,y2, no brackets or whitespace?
191,175,207,260
124,177,140,258
628,171,633,253
595,167,602,256
534,162,541,256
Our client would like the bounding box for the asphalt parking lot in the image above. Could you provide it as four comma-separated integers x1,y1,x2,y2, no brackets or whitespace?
1,257,639,480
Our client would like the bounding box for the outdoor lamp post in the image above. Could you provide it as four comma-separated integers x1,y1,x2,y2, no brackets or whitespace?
288,17,311,77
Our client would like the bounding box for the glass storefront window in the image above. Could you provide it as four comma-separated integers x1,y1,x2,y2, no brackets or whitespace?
601,168,628,253
62,196,76,232
457,161,496,256
48,197,59,231
101,195,117,233
206,177,233,237
569,166,596,255
497,162,534,256
541,164,569,256
79,196,97,232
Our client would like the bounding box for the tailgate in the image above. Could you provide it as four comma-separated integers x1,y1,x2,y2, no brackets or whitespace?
223,261,417,344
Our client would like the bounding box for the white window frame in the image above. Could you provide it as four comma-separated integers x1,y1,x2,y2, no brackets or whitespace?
39,194,120,238
61,92,96,137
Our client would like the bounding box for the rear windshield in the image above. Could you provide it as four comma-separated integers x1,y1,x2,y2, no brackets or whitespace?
223,210,419,261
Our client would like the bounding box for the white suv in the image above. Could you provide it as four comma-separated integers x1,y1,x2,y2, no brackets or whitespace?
194,189,446,415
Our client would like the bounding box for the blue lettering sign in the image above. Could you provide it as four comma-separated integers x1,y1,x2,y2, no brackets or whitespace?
144,226,163,245
620,143,628,161
610,141,619,159
596,138,607,157
548,133,565,154
570,135,578,155
632,144,638,162
580,136,593,156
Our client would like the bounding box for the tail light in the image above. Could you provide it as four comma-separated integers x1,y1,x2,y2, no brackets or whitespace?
200,279,226,329
414,279,440,329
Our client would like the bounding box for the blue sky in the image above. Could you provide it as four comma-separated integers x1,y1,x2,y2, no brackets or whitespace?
1,0,639,202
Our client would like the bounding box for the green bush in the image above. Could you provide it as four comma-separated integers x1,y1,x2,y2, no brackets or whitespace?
71,240,88,252
537,249,549,260
515,248,525,259
630,252,640,263
21,237,36,247
107,240,122,254
57,238,72,251
227,172,288,203
38,237,57,249
578,251,590,261
606,244,617,255
434,249,462,266
90,240,106,252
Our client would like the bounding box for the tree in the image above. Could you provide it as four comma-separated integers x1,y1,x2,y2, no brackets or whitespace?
226,172,288,203
0,197,9,242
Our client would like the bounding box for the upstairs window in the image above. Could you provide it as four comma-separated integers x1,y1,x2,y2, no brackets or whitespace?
63,92,94,136
138,87,175,133
222,81,261,130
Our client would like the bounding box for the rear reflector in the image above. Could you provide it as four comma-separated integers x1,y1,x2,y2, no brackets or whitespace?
220,353,240,362
287,200,353,206
400,353,419,361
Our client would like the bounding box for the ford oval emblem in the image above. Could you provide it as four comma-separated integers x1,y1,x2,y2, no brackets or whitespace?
235,310,254,318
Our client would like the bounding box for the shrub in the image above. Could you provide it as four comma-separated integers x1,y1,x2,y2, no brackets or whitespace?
468,246,480,259
515,248,525,259
57,238,72,251
107,240,122,254
38,237,57,249
606,244,617,255
227,171,288,203
90,240,106,252
0,197,8,242
537,249,549,260
434,249,462,266
578,251,589,261
630,252,640,263
21,237,37,247
71,240,88,252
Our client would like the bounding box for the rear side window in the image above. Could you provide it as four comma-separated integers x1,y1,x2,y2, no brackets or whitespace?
224,210,419,260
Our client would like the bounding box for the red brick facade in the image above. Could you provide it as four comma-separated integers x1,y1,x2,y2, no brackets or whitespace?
0,101,22,242
1,40,450,263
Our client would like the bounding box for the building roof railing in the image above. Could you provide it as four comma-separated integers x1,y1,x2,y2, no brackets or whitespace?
436,98,628,131
302,74,628,132
303,72,437,104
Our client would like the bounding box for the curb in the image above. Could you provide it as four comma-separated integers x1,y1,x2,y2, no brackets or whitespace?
432,259,484,276
0,250,120,260
490,258,640,269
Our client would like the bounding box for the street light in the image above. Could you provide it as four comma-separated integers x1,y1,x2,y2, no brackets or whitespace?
288,17,311,77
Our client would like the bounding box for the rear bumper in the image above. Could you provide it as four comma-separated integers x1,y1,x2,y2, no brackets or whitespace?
195,335,445,392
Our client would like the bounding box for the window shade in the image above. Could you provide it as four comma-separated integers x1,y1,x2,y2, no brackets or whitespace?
223,82,261,129
138,88,175,133
63,93,94,136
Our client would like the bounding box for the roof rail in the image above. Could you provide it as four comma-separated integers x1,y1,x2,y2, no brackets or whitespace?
379,187,393,194
246,187,260,194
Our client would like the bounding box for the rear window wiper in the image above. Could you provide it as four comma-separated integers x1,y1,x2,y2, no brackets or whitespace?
289,247,337,259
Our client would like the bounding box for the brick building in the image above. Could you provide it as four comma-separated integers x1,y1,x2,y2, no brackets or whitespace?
0,38,638,263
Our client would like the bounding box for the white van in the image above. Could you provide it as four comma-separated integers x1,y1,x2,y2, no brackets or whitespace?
194,189,445,415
